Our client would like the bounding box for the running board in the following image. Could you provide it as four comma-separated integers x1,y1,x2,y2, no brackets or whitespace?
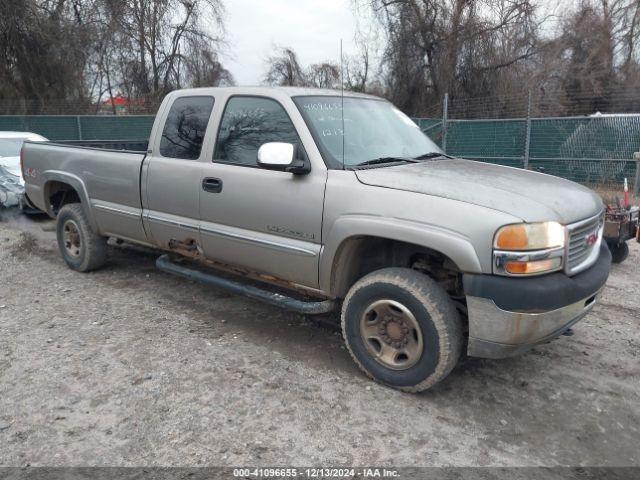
156,254,336,315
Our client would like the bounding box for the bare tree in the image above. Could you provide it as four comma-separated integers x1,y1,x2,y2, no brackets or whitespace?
102,0,225,102
307,62,340,88
263,47,307,86
344,43,371,92
561,2,616,113
529,0,640,115
182,36,235,87
0,0,232,114
359,0,543,115
0,0,99,113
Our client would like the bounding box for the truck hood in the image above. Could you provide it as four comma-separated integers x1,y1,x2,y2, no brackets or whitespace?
355,159,603,224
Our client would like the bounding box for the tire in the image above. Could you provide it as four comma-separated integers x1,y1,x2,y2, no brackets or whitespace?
341,267,463,393
56,203,107,272
609,241,629,264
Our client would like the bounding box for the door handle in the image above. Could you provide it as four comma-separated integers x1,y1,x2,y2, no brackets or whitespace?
202,177,223,193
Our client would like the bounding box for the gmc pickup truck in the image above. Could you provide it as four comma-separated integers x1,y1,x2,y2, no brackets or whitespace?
21,87,611,392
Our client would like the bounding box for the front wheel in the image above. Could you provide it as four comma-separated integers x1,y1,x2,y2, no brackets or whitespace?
56,203,107,272
341,268,463,393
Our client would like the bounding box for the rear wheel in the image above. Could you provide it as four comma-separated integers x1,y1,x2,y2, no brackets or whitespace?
56,203,107,272
341,268,463,392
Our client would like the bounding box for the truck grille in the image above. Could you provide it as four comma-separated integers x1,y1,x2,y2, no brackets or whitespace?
566,213,604,275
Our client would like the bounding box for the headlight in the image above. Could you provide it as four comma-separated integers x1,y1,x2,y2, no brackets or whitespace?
493,222,565,276
494,222,565,250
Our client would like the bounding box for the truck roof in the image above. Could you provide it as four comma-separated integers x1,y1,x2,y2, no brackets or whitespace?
166,86,383,101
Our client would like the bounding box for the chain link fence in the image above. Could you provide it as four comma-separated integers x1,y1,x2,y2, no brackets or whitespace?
414,89,640,196
0,115,154,142
1,92,639,195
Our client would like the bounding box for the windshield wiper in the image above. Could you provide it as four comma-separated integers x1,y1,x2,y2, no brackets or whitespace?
413,152,451,160
353,157,419,168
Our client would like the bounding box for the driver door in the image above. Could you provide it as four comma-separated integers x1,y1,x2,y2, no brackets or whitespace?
198,95,326,288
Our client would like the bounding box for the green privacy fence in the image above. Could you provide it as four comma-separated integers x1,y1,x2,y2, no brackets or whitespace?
0,115,154,141
414,115,640,190
1,112,638,189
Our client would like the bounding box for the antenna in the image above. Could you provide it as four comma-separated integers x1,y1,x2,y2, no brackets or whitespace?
340,39,345,170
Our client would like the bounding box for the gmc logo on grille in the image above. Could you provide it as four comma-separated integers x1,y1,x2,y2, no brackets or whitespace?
585,232,598,246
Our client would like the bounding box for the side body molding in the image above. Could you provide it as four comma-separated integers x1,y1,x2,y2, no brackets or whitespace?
41,170,98,231
319,214,483,296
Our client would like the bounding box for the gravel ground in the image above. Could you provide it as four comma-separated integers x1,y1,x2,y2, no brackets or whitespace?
0,213,638,467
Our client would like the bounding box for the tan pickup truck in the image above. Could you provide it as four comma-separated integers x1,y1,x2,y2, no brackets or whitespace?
21,87,611,392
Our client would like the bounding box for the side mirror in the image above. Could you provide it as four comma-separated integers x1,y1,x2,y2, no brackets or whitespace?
257,142,310,174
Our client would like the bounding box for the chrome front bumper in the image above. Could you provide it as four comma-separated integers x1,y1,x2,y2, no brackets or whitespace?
466,292,599,358
464,243,611,359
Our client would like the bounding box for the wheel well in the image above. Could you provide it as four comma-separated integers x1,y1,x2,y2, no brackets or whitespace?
331,236,466,315
46,181,81,215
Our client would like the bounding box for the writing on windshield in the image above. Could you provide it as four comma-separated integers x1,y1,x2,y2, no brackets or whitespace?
294,96,441,169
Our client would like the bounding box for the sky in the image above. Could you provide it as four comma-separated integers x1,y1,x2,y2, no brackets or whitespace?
220,0,563,86
223,0,366,85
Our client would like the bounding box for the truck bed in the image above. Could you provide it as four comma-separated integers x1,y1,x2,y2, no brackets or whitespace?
22,141,148,243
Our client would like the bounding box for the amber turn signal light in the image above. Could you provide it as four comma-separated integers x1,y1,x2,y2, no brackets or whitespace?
495,225,528,249
504,258,562,275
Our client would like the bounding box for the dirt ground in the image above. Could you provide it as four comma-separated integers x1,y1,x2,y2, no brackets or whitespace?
0,212,638,468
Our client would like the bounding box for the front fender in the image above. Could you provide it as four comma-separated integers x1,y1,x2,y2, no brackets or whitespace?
319,214,482,295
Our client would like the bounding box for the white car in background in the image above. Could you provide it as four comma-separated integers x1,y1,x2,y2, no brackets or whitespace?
0,131,48,210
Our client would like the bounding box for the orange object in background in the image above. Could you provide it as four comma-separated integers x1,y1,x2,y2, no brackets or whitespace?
623,178,629,208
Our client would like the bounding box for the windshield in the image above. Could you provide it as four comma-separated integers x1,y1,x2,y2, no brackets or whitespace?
0,138,25,158
294,96,441,168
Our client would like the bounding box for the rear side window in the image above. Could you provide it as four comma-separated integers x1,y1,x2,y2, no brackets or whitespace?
159,96,214,159
214,96,300,166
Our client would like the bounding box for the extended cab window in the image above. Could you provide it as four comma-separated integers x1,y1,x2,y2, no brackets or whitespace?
214,96,300,166
160,96,214,159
